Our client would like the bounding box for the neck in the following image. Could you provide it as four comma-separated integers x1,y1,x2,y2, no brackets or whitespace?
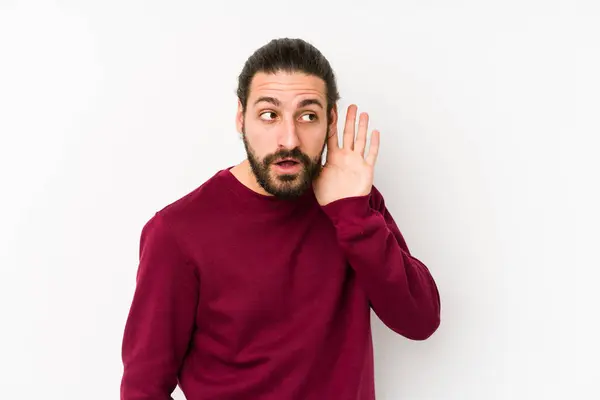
230,159,273,197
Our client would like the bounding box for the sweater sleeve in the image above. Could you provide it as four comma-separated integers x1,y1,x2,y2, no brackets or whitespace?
120,212,199,399
321,186,441,340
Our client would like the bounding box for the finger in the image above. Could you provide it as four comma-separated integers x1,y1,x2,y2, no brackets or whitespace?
343,104,358,150
355,112,369,156
365,130,380,166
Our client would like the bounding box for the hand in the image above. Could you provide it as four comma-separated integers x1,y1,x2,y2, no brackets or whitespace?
313,104,381,206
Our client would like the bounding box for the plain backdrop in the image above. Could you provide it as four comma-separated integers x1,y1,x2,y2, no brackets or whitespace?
1,1,599,399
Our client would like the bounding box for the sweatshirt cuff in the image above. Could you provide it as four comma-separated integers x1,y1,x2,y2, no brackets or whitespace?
320,194,373,227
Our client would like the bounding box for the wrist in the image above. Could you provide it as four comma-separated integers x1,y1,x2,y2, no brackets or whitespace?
320,193,372,224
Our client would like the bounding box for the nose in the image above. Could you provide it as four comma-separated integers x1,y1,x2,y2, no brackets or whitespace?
277,117,300,149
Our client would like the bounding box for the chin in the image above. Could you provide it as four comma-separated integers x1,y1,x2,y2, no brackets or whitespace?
272,170,301,183
270,175,307,196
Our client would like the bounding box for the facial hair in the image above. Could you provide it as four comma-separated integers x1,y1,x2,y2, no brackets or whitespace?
241,123,328,200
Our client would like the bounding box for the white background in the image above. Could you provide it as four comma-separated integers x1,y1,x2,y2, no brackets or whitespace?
1,1,599,399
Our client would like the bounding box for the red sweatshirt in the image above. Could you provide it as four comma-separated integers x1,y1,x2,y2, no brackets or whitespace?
120,167,440,400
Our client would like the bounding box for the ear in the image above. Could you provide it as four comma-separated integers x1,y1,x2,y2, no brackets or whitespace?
329,103,338,129
236,99,244,134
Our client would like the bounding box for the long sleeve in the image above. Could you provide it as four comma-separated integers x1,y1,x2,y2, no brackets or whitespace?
321,186,441,340
120,212,199,399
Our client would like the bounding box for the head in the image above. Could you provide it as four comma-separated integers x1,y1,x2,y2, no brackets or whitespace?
236,38,340,200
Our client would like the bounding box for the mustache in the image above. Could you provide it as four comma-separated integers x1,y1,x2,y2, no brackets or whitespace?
263,148,311,166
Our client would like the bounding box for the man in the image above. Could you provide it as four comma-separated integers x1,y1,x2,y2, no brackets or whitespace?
120,38,441,400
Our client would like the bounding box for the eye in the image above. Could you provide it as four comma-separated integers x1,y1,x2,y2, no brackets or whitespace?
259,111,277,121
300,113,318,122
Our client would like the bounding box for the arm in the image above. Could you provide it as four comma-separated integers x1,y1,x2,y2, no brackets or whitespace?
120,212,199,399
321,186,441,340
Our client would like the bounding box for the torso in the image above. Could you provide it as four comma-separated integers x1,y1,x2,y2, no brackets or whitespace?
161,168,376,399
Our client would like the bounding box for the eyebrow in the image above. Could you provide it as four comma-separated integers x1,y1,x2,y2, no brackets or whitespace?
253,96,324,109
254,96,281,107
298,98,324,109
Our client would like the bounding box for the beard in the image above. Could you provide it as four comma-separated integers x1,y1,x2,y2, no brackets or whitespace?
241,124,328,200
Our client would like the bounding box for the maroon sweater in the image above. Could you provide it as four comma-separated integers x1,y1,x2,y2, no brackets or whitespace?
120,167,440,400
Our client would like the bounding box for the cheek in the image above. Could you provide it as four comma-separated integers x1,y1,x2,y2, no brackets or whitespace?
244,129,273,156
303,129,328,153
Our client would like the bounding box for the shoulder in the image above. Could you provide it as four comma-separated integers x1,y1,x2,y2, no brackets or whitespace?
143,167,233,239
161,169,228,215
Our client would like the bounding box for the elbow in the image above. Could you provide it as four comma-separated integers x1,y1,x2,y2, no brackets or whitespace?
410,295,441,340
409,283,442,340
387,298,441,341
406,311,440,341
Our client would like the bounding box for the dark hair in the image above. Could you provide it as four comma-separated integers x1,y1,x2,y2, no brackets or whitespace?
236,38,340,123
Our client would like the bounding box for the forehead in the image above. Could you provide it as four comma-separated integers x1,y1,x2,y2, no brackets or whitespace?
248,71,326,106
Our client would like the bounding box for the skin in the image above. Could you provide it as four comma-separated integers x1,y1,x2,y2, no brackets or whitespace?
231,70,380,204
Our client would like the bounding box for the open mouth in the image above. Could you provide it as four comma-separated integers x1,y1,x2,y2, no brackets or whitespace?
275,159,300,167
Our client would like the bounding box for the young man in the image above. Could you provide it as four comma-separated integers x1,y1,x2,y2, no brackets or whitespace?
120,38,441,400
